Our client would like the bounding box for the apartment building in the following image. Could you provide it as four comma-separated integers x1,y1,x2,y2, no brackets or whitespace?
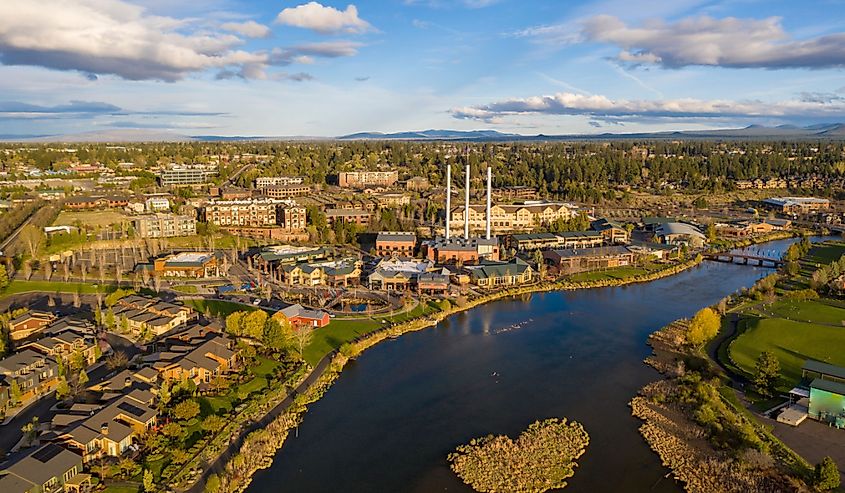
160,164,218,186
337,171,398,188
449,202,577,234
254,176,304,188
133,213,196,238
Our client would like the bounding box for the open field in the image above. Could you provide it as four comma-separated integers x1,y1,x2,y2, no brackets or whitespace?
751,299,845,326
53,210,130,228
565,264,662,283
182,298,263,317
729,316,845,386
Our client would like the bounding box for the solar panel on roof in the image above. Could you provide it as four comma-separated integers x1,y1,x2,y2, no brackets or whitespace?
117,401,146,417
32,444,63,463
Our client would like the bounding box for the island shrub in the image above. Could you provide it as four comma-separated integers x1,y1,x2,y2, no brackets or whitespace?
447,418,589,493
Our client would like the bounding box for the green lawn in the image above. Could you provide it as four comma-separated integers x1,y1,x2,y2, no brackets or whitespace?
182,299,264,317
729,316,845,387
804,241,845,266
200,395,233,415
236,376,268,396
1,280,117,297
303,302,439,366
102,486,140,493
754,299,845,326
565,264,662,283
251,356,281,377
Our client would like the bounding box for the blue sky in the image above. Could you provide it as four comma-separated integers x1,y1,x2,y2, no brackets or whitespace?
0,0,844,136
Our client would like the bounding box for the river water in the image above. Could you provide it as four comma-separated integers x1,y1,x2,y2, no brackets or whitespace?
248,237,827,493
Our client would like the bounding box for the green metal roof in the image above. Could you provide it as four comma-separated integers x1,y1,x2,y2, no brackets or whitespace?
811,378,845,396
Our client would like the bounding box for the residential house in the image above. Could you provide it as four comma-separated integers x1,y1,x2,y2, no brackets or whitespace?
9,311,57,341
0,350,59,402
0,443,86,493
279,304,330,329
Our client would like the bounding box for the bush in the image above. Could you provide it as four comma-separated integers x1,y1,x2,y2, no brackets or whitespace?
814,456,840,491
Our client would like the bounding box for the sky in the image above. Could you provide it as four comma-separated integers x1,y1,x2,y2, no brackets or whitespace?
1,0,844,137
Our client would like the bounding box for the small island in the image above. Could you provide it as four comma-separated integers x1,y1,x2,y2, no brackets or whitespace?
447,418,590,493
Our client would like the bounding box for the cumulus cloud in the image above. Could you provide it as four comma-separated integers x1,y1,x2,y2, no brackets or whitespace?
276,2,372,34
581,15,845,69
0,0,268,81
221,20,272,38
451,92,845,124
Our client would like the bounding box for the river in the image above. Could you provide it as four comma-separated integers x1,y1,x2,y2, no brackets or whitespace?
247,237,828,493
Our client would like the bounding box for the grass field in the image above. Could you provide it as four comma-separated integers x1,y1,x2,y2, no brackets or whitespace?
171,284,199,294
565,264,662,283
729,316,845,387
53,210,130,228
752,299,845,326
303,302,439,365
1,280,116,297
182,298,264,317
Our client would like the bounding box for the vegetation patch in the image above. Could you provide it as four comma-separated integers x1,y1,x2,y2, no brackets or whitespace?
447,418,589,493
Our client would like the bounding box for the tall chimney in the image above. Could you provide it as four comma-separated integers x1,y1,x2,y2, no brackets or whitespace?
486,166,492,240
445,163,451,240
464,162,470,239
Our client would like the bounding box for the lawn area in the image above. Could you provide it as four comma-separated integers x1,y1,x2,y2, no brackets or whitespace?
201,395,233,414
754,299,845,326
1,280,116,297
53,210,131,228
182,298,264,317
729,316,845,387
565,264,662,283
102,485,139,493
803,241,845,266
303,302,440,366
251,356,281,377
236,376,268,396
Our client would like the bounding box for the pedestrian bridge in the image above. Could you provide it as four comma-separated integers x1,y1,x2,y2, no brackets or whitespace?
704,252,783,268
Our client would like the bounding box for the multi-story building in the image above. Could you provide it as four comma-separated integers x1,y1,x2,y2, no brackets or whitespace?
263,184,311,198
144,196,170,212
140,252,224,279
326,208,372,227
421,236,500,264
337,171,398,188
761,197,830,215
466,258,535,289
133,213,196,238
201,198,286,227
255,176,304,188
0,350,59,402
160,164,217,186
278,206,307,232
0,443,85,493
506,231,604,252
371,192,410,208
375,232,417,257
449,202,576,234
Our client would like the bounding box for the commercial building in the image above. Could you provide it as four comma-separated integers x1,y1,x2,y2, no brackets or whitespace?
506,232,603,252
326,208,372,227
367,258,449,293
281,259,362,287
139,252,224,279
337,171,399,188
263,184,311,198
375,232,417,257
133,213,196,238
160,164,217,186
421,236,500,264
255,176,304,188
465,258,535,289
714,220,775,239
449,202,577,235
762,197,830,215
144,196,170,212
653,222,707,247
544,246,635,275
591,218,630,244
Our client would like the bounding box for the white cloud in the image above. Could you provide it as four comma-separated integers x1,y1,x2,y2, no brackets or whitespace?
0,0,268,81
276,2,372,34
451,91,845,124
404,0,501,8
582,15,845,69
221,20,271,38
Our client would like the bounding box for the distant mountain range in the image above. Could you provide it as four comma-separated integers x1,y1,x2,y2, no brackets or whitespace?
2,124,845,143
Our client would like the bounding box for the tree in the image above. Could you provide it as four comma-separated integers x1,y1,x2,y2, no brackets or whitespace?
0,264,9,290
201,415,226,434
753,350,780,396
242,310,268,340
21,416,38,446
292,328,313,359
173,400,200,421
263,316,291,352
78,369,89,388
205,473,221,493
55,376,70,400
225,311,244,336
143,469,155,493
705,223,717,242
685,307,721,345
814,456,840,491
20,224,43,259
106,351,129,371
9,378,22,404
161,422,182,439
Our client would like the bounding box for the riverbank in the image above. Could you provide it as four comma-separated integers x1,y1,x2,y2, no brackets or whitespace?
630,316,814,492
197,255,706,493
